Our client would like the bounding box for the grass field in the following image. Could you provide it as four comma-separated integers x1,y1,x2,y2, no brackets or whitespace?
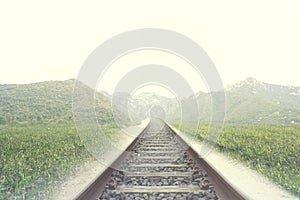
174,122,300,196
0,122,119,200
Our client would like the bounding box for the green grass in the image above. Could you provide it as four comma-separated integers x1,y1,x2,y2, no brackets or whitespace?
174,122,300,196
0,122,118,199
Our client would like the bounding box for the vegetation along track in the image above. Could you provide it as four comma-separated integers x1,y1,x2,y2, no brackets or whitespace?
75,119,246,200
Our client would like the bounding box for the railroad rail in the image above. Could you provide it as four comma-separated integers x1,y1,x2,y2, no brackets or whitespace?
75,119,246,200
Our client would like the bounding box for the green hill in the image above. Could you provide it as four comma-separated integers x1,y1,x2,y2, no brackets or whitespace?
1,77,299,125
0,79,113,124
170,77,300,124
225,78,300,124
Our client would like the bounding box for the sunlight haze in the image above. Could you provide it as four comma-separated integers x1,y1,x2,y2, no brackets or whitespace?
0,0,300,89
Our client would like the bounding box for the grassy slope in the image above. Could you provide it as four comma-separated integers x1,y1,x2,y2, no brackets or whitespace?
0,79,113,124
194,78,300,124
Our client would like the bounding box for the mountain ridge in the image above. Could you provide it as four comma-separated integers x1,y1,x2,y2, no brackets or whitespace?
196,77,300,124
0,78,299,125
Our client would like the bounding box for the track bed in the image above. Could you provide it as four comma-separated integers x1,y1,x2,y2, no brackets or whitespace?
75,120,245,200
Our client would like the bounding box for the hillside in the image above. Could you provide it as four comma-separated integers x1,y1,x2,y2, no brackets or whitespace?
0,79,113,124
0,78,299,125
225,78,300,124
126,78,300,124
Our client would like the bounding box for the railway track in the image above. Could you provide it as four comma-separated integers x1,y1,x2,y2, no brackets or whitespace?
75,119,246,200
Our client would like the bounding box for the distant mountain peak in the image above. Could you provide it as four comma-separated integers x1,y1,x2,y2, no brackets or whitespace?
227,77,265,91
245,77,259,83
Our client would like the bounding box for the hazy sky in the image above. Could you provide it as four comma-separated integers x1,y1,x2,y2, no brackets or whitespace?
1,0,300,93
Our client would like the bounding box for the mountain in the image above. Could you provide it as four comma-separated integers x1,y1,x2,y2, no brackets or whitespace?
109,92,181,126
0,79,113,124
1,78,299,125
130,92,181,121
194,77,300,124
124,77,300,124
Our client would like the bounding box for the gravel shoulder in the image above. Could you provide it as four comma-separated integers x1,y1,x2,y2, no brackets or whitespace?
51,120,149,200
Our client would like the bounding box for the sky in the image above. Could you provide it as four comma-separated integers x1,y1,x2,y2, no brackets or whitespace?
1,0,300,95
